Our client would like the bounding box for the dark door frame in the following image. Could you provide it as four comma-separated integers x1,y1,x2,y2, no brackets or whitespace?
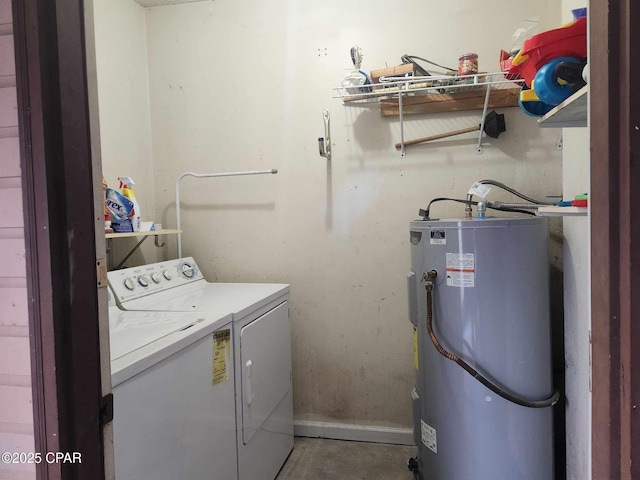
13,0,105,478
590,1,639,479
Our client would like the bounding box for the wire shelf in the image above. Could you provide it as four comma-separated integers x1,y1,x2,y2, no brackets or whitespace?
334,72,524,157
334,72,523,104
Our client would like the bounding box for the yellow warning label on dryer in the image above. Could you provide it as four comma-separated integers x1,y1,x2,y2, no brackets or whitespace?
413,326,419,370
213,329,230,385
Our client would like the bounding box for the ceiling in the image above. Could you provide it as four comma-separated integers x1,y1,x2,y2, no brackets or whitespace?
133,0,211,6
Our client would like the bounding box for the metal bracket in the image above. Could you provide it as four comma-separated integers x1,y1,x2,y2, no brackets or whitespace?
154,235,166,248
396,73,412,158
100,393,114,427
114,236,148,270
476,83,492,155
96,258,107,288
107,233,169,270
175,169,278,258
318,109,331,160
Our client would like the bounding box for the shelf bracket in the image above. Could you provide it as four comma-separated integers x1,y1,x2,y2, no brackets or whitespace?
398,89,405,158
105,230,180,271
556,133,563,151
113,236,149,270
396,73,414,157
109,233,169,270
476,82,492,154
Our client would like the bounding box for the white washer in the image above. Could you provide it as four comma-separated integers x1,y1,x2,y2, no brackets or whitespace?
108,288,237,480
108,258,293,480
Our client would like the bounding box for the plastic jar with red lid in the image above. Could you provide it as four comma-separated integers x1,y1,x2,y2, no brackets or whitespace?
458,53,478,76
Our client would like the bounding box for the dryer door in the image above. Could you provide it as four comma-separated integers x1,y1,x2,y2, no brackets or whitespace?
240,301,291,444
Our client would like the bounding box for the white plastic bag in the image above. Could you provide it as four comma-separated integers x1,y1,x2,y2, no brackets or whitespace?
341,45,371,94
510,18,539,55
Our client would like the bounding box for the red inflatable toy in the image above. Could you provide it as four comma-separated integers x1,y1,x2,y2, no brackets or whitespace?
500,17,587,87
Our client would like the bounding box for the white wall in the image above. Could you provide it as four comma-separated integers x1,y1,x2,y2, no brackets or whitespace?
142,0,563,430
94,0,158,267
0,1,36,478
561,2,591,479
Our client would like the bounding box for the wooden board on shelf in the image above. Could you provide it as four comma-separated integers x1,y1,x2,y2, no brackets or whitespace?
105,229,181,239
370,64,415,84
379,87,520,117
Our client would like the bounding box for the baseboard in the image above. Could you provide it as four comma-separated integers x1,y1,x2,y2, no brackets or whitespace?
293,420,414,446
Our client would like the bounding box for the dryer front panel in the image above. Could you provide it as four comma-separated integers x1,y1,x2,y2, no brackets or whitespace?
239,301,292,444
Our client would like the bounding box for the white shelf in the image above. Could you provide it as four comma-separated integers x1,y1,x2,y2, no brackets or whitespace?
334,72,523,157
538,86,588,128
105,229,181,239
537,206,587,217
335,72,522,104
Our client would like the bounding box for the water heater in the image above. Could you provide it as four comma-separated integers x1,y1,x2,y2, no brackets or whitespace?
408,216,555,479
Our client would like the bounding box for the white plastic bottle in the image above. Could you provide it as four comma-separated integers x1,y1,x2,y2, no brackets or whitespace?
118,177,141,231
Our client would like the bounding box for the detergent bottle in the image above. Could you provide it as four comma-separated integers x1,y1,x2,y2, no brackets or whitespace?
118,176,141,231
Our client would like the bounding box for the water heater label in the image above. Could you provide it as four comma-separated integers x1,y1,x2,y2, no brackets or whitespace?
468,182,492,198
445,253,475,288
430,230,446,245
421,420,437,453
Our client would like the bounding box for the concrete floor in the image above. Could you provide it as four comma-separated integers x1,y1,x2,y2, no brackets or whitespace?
276,437,418,480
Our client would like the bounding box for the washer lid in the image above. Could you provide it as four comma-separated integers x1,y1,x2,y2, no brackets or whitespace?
109,310,200,361
122,282,289,321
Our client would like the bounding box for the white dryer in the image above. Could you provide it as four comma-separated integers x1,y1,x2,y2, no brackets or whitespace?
108,258,293,480
108,288,237,480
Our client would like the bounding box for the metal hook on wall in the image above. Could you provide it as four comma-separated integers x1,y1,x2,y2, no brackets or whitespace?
318,109,331,160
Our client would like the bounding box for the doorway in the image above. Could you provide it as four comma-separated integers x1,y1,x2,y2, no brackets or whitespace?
8,0,639,479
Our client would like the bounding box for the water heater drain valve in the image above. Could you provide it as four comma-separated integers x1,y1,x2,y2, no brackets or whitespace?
422,270,438,286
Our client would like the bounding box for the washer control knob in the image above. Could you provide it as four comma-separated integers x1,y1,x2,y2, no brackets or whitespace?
123,278,135,291
138,276,149,287
151,273,162,284
163,270,172,281
181,263,195,278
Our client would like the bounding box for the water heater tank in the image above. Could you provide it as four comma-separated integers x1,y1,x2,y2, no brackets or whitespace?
407,216,554,479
